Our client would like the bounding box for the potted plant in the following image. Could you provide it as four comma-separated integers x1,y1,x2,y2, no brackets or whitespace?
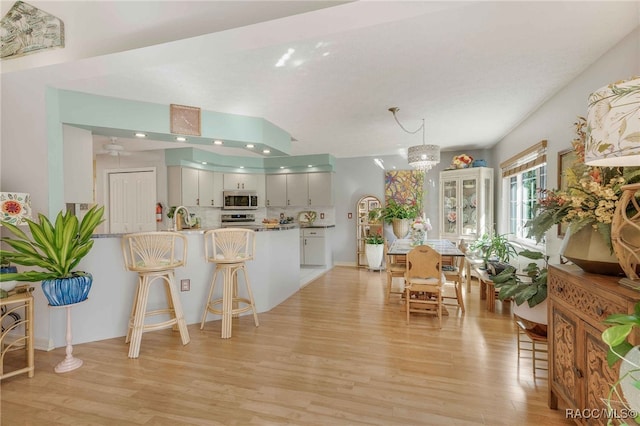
490,248,548,324
0,205,105,306
381,199,419,239
367,207,384,237
601,303,640,422
525,117,640,275
469,232,518,269
365,232,384,269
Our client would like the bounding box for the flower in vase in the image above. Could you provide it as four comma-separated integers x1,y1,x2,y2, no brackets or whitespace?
527,117,640,247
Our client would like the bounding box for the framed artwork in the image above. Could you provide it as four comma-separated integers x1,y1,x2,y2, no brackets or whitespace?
384,170,424,213
368,200,380,210
1,2,65,59
557,148,577,237
170,104,201,136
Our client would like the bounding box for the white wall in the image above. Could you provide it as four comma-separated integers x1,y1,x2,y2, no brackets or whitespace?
491,26,640,261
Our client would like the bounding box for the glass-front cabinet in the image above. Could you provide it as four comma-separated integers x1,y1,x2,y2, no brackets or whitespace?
439,167,493,241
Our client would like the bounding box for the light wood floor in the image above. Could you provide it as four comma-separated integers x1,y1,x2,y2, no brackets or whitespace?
1,266,573,425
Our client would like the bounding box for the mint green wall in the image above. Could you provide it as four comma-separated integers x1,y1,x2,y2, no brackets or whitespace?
55,89,292,156
46,87,65,214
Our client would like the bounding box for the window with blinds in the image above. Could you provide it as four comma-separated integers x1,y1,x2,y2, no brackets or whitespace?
502,140,547,243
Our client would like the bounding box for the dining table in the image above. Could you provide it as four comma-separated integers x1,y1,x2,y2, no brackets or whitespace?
387,239,466,315
387,238,465,258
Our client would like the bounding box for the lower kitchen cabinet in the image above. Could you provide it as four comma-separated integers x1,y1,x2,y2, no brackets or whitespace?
548,264,640,425
300,228,326,265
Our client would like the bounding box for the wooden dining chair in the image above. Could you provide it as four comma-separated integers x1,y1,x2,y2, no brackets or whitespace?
404,245,444,327
384,239,406,303
442,249,465,312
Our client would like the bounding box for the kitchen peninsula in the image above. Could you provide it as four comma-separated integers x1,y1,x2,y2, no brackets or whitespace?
36,225,304,350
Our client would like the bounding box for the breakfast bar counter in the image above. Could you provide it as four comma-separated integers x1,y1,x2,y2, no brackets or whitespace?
34,226,301,350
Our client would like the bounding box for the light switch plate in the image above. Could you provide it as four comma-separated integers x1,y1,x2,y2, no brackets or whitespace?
180,279,190,291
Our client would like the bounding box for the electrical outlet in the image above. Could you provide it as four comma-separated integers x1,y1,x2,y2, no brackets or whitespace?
348,213,353,219
180,279,190,291
320,213,325,219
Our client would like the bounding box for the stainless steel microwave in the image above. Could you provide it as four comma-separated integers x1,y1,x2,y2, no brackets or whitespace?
223,191,258,210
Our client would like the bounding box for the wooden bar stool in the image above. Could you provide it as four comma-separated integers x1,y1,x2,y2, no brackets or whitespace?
201,228,259,338
121,232,190,358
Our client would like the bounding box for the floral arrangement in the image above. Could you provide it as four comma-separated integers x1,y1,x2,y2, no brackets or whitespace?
452,154,473,169
410,217,432,246
527,117,640,246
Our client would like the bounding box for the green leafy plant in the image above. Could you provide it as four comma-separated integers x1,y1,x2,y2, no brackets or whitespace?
490,249,548,308
0,205,105,282
469,232,518,264
601,303,640,425
381,199,419,223
368,207,383,224
526,117,640,248
365,234,384,245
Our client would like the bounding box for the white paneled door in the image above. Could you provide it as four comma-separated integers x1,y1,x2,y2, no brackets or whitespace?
109,170,157,234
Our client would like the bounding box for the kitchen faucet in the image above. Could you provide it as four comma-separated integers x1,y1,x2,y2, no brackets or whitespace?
173,206,192,231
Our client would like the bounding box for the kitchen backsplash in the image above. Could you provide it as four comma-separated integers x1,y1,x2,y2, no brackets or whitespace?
162,206,335,229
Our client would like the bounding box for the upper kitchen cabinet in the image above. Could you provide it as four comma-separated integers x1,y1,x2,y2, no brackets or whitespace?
265,174,287,207
439,167,493,241
308,172,333,206
265,172,334,207
224,173,259,191
168,166,223,207
286,174,309,207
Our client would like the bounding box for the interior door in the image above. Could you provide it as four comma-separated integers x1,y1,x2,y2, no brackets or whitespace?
109,170,156,233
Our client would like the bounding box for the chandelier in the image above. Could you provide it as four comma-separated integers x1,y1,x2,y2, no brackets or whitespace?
388,107,440,171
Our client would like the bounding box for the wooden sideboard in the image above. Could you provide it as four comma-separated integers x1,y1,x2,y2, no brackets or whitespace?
548,264,640,425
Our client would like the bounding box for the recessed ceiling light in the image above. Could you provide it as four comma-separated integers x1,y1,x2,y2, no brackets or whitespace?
280,166,285,169
213,140,223,145
246,144,255,149
239,166,245,169
201,162,207,165
308,165,313,168
134,132,146,138
176,136,187,142
263,149,270,154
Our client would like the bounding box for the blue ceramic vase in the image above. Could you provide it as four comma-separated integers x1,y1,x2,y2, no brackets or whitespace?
41,273,92,306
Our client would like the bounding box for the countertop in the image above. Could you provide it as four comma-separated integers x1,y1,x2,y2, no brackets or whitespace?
93,223,301,238
93,223,336,238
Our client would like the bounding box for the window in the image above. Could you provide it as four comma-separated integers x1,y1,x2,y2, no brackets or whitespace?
501,140,547,244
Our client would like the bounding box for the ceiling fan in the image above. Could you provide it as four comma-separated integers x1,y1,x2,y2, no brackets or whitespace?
98,137,131,156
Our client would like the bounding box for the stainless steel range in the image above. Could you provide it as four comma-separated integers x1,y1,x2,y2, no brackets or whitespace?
220,213,256,227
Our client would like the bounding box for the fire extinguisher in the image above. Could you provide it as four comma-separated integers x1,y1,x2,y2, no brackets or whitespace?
156,203,163,222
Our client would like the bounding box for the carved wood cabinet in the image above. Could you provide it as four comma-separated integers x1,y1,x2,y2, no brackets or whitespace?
548,264,640,425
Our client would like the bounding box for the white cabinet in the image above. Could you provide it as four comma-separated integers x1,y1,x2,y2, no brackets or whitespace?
300,228,326,265
286,174,308,207
266,174,287,207
308,172,333,206
224,173,258,190
168,167,223,207
439,167,493,241
265,172,334,207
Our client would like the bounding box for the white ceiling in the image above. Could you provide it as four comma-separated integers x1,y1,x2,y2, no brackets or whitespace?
3,1,639,160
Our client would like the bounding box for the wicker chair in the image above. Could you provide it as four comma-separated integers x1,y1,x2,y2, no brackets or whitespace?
201,228,259,338
121,232,190,358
